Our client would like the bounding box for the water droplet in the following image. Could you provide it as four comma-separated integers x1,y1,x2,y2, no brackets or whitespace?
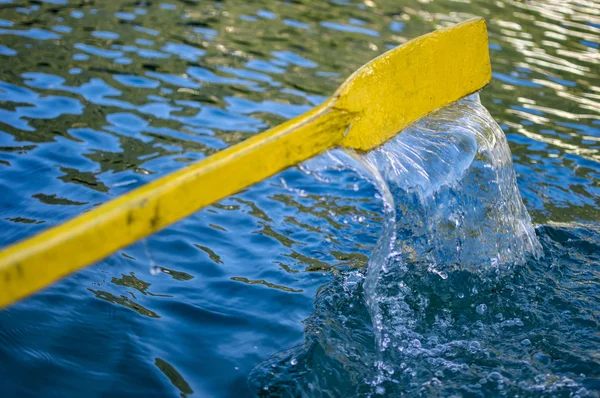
150,265,161,276
520,339,532,346
490,256,499,268
469,340,481,353
430,377,442,387
476,304,487,315
290,358,297,366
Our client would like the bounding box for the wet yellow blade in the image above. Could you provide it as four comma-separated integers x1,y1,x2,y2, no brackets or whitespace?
0,17,491,308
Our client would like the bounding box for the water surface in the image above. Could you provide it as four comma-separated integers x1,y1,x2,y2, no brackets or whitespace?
0,0,598,396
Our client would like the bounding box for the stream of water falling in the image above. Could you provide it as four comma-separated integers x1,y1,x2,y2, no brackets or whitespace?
361,93,542,358
247,95,597,397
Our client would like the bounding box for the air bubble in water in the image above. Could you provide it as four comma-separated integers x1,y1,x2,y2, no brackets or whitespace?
476,304,487,315
487,371,503,382
520,339,532,346
468,341,481,353
290,358,298,366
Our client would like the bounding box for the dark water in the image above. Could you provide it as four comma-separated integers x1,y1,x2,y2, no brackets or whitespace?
0,0,598,396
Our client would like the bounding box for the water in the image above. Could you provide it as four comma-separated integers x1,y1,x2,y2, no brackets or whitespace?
0,0,599,396
249,95,597,396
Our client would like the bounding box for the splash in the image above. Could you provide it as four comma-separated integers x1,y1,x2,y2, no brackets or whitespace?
360,94,541,358
248,96,600,397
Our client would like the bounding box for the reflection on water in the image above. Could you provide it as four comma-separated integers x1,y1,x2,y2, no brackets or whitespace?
155,358,194,396
0,0,598,396
88,288,161,319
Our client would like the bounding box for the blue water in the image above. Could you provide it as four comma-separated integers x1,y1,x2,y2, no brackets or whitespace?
0,0,599,396
250,95,598,396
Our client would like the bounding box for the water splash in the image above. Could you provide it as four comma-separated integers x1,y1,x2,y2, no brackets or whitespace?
247,95,600,396
361,94,542,358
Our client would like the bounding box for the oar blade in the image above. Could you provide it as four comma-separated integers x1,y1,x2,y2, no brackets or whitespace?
338,17,491,151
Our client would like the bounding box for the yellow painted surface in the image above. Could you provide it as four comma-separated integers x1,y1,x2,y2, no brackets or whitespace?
338,18,491,151
0,18,491,308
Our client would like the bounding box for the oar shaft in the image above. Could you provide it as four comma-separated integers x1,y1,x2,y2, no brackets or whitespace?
0,105,351,308
0,18,492,308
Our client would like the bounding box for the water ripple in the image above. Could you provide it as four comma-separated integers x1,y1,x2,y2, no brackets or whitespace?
0,0,598,396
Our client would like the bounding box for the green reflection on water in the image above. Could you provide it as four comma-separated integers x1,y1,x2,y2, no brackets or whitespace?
155,357,194,396
230,276,303,293
87,288,160,318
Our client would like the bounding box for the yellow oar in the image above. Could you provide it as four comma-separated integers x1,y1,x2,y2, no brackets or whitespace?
0,18,491,308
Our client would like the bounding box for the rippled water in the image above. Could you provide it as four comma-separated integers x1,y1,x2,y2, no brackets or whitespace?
250,95,598,396
0,0,598,396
